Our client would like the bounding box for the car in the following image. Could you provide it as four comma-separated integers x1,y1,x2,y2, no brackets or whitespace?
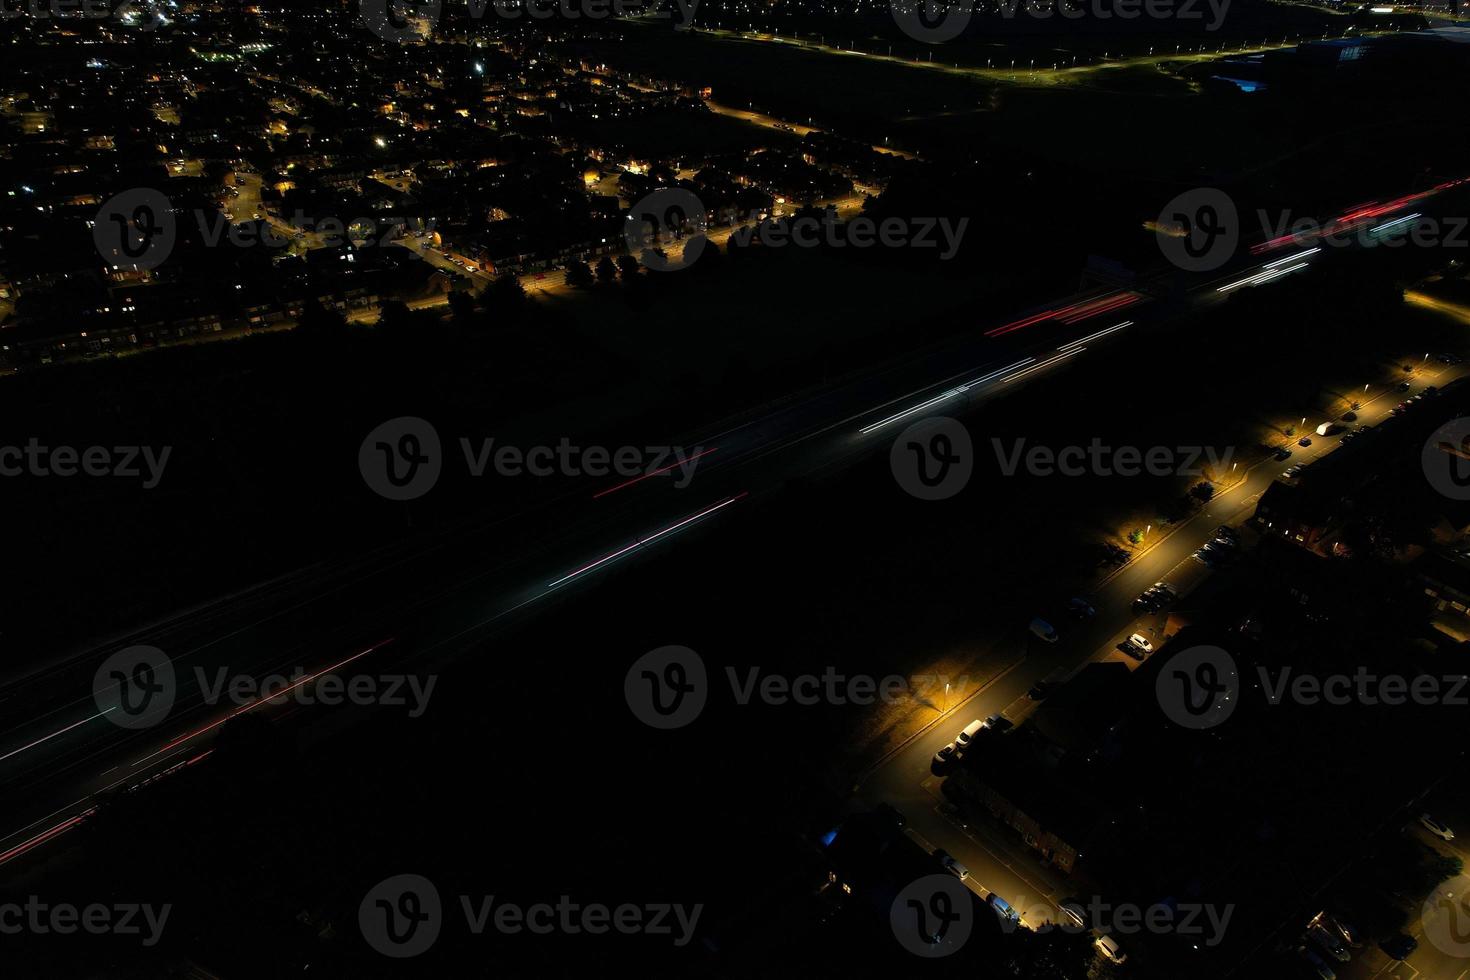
1095,934,1127,965
1340,410,1357,422
1274,446,1294,461
1132,592,1162,613
1326,914,1362,948
1067,596,1096,620
1295,944,1336,979
1420,813,1455,840
1298,436,1312,447
1192,545,1220,566
934,848,969,879
1340,432,1358,444
1028,681,1053,700
1029,617,1060,643
1392,403,1407,415
1152,581,1179,599
982,713,1012,733
1307,923,1350,962
931,742,957,773
1214,525,1240,544
1379,934,1418,960
1123,633,1154,659
1397,381,1412,392
988,892,1019,924
1058,899,1088,930
955,719,985,749
1284,464,1304,479
1426,385,1440,396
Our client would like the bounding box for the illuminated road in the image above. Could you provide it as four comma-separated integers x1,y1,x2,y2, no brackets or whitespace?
0,176,1465,876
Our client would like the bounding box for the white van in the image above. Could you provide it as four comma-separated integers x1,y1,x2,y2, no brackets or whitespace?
1029,618,1059,643
955,718,985,749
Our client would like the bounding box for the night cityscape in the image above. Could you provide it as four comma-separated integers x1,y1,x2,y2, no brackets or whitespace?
6,0,1470,976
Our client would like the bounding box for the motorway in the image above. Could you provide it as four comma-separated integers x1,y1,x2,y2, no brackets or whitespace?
1,177,1466,887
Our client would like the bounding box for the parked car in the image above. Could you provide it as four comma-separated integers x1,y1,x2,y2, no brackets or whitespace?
1067,596,1096,620
1379,934,1418,960
1295,944,1336,979
1193,545,1225,567
1307,923,1350,962
1284,464,1304,479
1028,681,1053,700
1274,446,1294,461
1058,899,1088,930
1029,617,1060,643
1123,633,1154,659
1298,436,1312,447
1326,914,1362,948
1095,934,1127,965
982,713,1012,732
1420,813,1455,840
934,848,969,880
1213,525,1240,545
931,742,957,774
1340,410,1357,422
988,892,1019,924
955,719,985,749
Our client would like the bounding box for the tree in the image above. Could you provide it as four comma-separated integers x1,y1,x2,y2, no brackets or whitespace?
617,253,642,280
595,255,618,284
1190,482,1216,503
296,299,347,337
566,261,594,289
376,299,414,331
1128,529,1144,546
481,274,526,325
446,289,477,322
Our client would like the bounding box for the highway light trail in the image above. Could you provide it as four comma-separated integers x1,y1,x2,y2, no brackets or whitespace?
0,814,89,867
1000,347,1085,383
857,358,1034,435
1217,260,1311,293
545,493,748,590
133,637,394,765
0,708,115,765
1369,213,1421,236
1058,320,1132,353
984,291,1141,338
592,447,719,499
